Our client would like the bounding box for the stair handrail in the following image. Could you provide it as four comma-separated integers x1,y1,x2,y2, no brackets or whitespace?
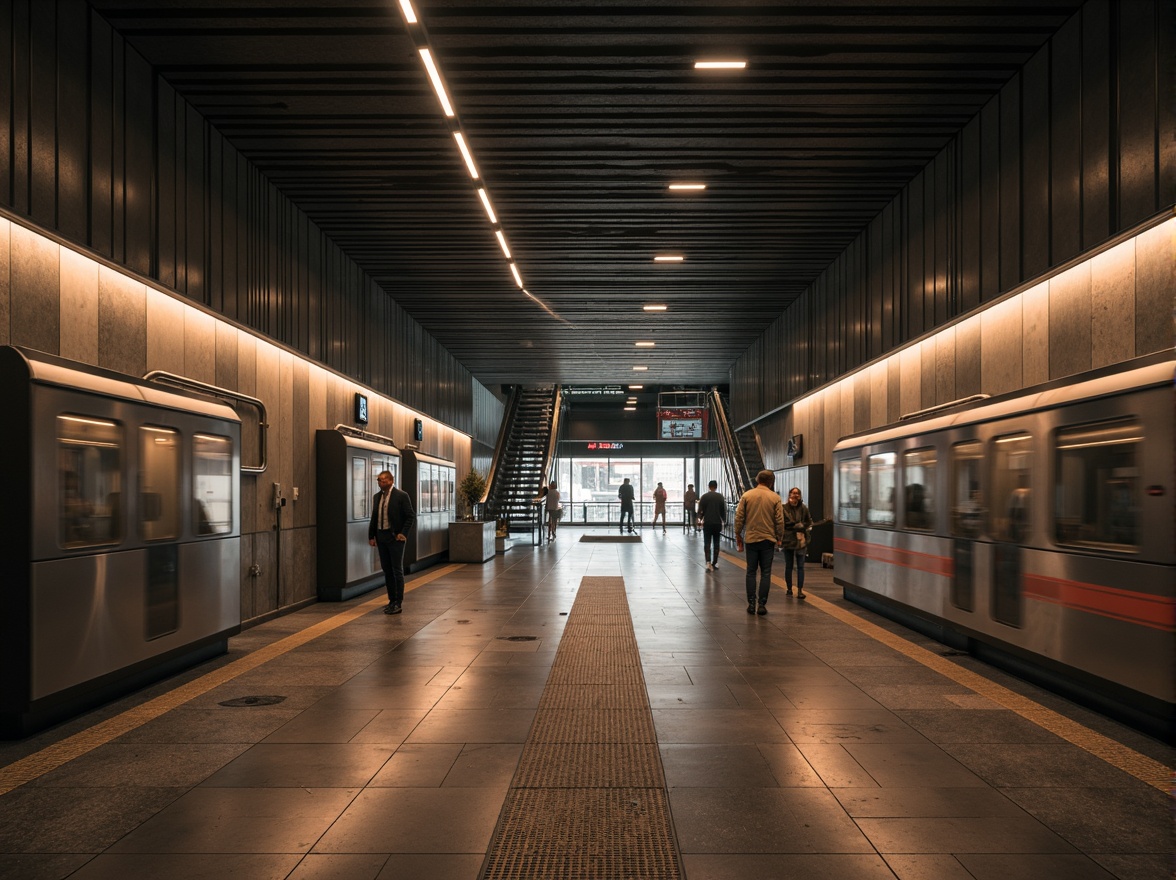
539,385,565,484
709,387,751,497
481,384,521,506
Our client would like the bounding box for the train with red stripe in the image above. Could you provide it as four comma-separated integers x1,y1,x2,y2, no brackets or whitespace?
831,352,1174,741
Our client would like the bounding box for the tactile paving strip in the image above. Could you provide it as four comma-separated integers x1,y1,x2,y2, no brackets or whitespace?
514,743,665,789
481,576,681,880
482,789,679,880
528,709,657,743
538,684,648,710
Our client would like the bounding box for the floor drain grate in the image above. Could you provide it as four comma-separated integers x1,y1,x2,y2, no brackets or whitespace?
218,695,286,707
498,635,539,642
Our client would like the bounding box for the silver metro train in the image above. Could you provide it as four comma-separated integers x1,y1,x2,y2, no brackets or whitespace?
0,346,242,736
832,352,1174,740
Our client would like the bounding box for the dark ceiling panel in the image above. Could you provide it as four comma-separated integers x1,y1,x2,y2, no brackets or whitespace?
87,0,1083,386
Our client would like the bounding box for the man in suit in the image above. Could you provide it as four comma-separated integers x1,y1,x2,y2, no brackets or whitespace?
368,470,416,614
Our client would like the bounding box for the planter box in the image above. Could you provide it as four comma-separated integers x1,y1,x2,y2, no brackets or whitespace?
449,521,496,563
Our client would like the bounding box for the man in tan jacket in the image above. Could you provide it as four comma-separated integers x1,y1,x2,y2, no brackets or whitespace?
734,470,785,614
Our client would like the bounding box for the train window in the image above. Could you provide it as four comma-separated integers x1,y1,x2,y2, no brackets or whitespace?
1055,418,1141,551
950,441,984,538
837,457,862,523
193,434,233,535
991,433,1033,543
140,426,181,541
352,457,369,520
372,455,396,493
58,414,123,547
866,452,896,526
902,448,936,530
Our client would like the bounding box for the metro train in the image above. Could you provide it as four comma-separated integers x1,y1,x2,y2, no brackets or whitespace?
0,346,242,736
832,352,1174,740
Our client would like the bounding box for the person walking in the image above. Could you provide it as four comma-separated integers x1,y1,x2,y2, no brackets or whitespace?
697,480,726,571
545,480,561,541
683,483,698,532
734,470,785,615
618,477,636,533
781,486,814,599
653,482,668,533
368,470,416,615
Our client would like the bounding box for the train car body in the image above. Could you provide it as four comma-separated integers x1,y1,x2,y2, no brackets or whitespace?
400,449,455,571
832,353,1174,740
315,429,401,600
0,346,242,736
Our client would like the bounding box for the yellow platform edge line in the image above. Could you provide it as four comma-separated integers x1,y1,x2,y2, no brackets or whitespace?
0,564,464,797
718,552,1171,793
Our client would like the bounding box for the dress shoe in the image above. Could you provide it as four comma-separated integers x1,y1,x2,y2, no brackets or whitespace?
785,587,793,596
796,589,806,600
756,603,767,615
747,603,756,614
384,603,402,615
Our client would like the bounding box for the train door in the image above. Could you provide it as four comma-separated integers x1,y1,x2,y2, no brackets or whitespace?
949,440,983,612
990,432,1032,627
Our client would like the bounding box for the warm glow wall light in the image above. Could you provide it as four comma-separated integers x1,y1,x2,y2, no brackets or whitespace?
509,263,523,288
668,183,706,191
695,60,746,69
632,365,649,371
635,341,655,347
398,0,418,23
496,231,512,259
654,255,684,262
643,304,667,312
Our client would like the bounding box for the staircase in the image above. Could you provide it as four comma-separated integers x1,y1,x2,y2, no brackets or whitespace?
484,385,562,532
736,426,766,479
708,388,754,497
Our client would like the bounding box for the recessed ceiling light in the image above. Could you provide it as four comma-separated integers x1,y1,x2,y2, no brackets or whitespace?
453,132,478,179
477,188,497,223
654,255,684,262
509,263,523,288
495,230,512,259
628,384,644,389
668,183,706,191
635,341,655,348
398,0,418,23
632,365,648,371
643,304,667,312
695,60,747,69
419,49,454,117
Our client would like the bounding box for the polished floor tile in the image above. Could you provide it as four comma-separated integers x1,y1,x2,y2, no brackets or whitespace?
0,534,1167,880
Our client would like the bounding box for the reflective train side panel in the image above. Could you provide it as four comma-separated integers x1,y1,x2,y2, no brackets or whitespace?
832,354,1174,739
0,346,242,736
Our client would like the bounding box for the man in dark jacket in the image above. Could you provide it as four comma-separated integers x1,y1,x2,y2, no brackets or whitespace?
696,480,727,571
368,470,416,614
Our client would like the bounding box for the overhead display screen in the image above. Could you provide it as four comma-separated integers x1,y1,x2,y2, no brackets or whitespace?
658,408,707,439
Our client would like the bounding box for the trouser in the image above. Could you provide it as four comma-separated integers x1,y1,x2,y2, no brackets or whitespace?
620,503,634,529
376,531,407,604
744,540,776,605
783,546,806,589
703,524,722,564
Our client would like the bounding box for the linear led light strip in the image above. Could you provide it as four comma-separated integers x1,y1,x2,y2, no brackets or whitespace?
398,0,525,289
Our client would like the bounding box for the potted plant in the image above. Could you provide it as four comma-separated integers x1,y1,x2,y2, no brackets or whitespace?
458,468,487,521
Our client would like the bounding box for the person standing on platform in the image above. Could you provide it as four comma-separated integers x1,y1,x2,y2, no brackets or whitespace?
653,482,668,533
734,470,785,615
618,477,636,533
781,486,814,599
368,470,416,615
683,484,698,532
697,480,726,571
